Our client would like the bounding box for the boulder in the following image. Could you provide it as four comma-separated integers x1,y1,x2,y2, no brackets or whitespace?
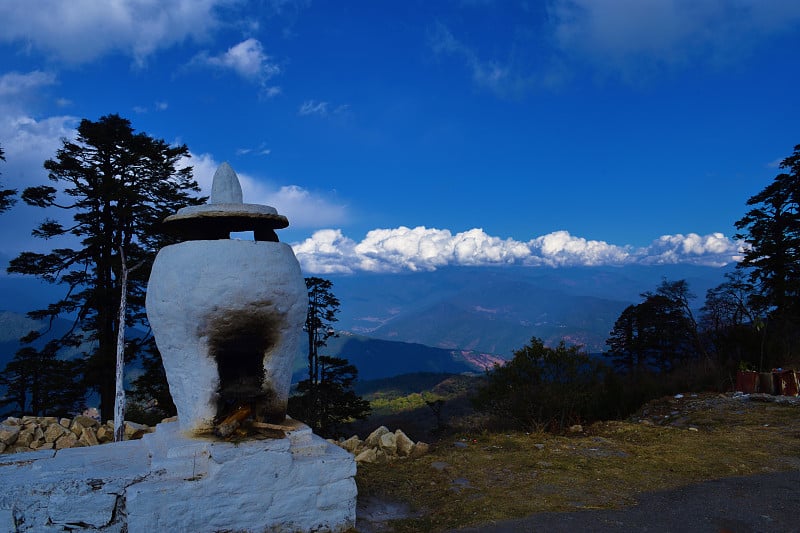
378,432,397,455
340,435,362,453
124,421,150,440
96,425,113,443
44,423,68,443
364,426,390,448
69,418,85,437
410,441,430,458
355,448,378,464
79,427,99,447
74,415,100,429
0,423,21,445
16,429,34,448
55,431,79,449
395,430,415,457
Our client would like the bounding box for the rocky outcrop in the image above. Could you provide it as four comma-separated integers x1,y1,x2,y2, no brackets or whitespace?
0,415,155,454
331,426,430,464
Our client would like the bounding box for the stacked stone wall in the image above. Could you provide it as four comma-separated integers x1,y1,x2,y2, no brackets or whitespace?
0,416,155,455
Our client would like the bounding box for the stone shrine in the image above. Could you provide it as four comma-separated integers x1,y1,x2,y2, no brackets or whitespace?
0,164,357,532
146,162,307,435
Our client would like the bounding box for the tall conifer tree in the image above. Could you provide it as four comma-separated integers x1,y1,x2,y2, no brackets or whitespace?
6,115,203,420
735,144,800,358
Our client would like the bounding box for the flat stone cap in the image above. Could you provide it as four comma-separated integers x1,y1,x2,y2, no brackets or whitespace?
162,162,288,241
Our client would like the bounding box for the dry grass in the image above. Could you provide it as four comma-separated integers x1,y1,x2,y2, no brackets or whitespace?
355,395,800,532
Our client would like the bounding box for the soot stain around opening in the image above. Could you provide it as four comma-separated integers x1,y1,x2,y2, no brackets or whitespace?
205,307,286,430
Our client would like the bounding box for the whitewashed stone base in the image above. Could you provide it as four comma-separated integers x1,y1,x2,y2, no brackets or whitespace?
0,422,356,532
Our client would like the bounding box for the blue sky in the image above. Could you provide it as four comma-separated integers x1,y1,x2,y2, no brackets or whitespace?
1,1,799,275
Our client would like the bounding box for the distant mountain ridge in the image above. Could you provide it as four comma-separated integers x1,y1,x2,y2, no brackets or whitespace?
327,264,731,356
305,332,483,381
1,264,732,382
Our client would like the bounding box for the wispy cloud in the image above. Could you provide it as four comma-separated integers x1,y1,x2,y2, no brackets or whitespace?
235,144,271,156
431,1,800,92
298,100,350,117
0,71,57,96
298,100,329,116
0,0,225,65
133,101,169,114
292,227,741,274
429,23,529,97
550,0,800,75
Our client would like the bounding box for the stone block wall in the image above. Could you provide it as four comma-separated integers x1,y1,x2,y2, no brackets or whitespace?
0,421,356,532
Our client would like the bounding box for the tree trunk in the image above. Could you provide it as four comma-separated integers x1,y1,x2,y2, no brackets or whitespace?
114,247,129,442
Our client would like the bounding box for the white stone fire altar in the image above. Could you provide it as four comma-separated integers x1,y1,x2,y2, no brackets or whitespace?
0,163,357,532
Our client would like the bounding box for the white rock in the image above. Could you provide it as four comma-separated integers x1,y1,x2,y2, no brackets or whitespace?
355,448,378,464
395,430,415,457
364,426,390,448
379,432,397,455
340,435,361,453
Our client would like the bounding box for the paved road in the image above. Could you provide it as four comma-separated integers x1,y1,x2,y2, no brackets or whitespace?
452,470,800,533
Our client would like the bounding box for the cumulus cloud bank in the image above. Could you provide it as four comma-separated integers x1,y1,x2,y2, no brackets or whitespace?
292,227,740,274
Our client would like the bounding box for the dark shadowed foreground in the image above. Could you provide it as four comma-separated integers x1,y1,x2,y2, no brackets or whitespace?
452,469,800,533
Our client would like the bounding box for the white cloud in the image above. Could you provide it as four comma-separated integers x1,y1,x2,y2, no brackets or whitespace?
188,152,348,229
298,100,329,116
638,232,739,267
529,230,630,266
0,71,57,96
293,229,359,274
0,0,226,65
549,0,800,73
0,113,79,258
298,100,351,118
0,71,77,189
291,227,741,274
197,38,280,82
262,86,282,99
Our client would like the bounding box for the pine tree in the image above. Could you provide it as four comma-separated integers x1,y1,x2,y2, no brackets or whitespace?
734,144,800,359
605,280,697,373
0,143,18,213
287,277,370,437
5,115,203,420
0,343,85,418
